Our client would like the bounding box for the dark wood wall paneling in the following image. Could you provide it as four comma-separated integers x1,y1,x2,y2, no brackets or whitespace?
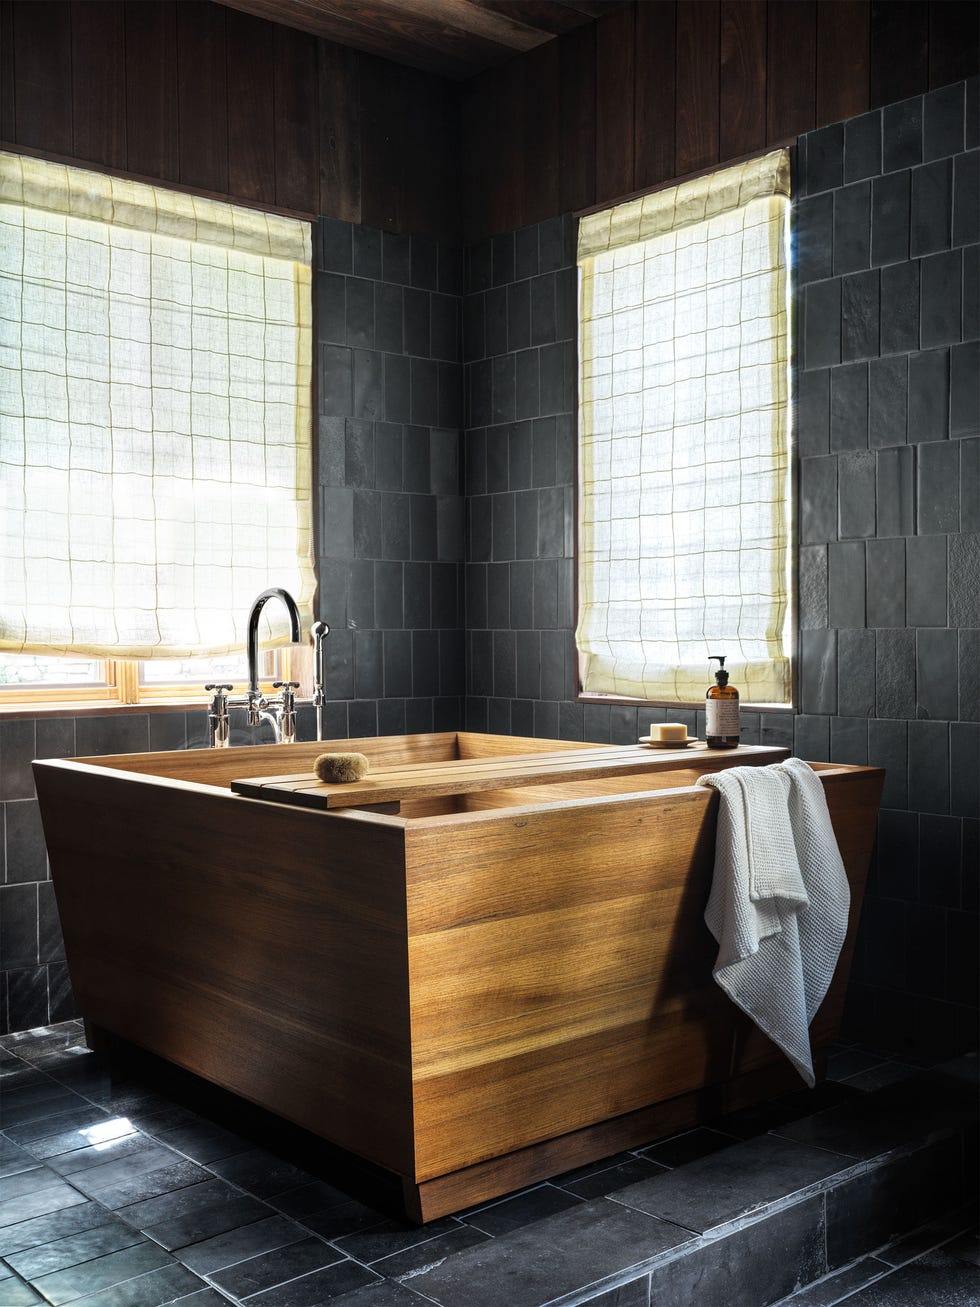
0,0,458,239
462,0,979,241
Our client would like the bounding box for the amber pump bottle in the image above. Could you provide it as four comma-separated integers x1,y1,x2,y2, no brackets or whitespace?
706,655,739,749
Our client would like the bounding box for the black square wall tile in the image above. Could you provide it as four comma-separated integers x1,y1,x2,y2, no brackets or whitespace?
530,274,557,346
910,159,953,256
801,456,838,544
830,715,869,764
906,534,948,626
384,354,411,424
320,218,352,274
871,170,910,267
801,628,838,715
869,355,908,447
804,279,842,370
923,81,965,161
868,718,908,808
951,341,980,438
515,225,539,281
839,451,876,538
961,438,980,530
799,545,828,629
880,260,920,355
439,244,463,297
353,226,382,280
795,714,830,762
876,629,916,719
845,110,882,182
949,532,980,626
841,270,880,361
907,348,949,441
950,723,980,819
907,721,950,816
834,181,872,274
492,231,515,287
920,249,962,349
375,283,403,354
317,272,346,345
829,540,866,629
963,245,979,340
838,629,875,717
507,280,530,353
346,277,375,350
403,288,430,358
485,285,507,357
807,122,845,193
830,363,868,450
866,537,906,628
798,368,831,457
916,627,958,722
953,149,979,247
796,193,834,286
411,236,438,291
883,96,923,173
917,441,960,534
5,800,47,884
382,231,411,286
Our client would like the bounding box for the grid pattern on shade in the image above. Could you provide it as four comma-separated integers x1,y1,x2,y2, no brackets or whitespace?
0,151,315,658
576,150,793,705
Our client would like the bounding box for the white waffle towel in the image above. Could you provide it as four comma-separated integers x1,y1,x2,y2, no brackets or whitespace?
697,758,850,1086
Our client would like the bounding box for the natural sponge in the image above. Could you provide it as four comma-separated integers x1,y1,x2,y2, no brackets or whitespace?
313,752,370,784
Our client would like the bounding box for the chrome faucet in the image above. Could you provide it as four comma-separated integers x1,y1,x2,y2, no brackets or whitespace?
310,620,329,741
206,587,303,747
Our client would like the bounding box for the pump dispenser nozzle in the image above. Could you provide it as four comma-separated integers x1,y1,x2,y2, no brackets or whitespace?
708,655,729,685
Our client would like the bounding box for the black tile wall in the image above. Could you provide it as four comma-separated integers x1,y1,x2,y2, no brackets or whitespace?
316,219,465,742
799,80,979,1057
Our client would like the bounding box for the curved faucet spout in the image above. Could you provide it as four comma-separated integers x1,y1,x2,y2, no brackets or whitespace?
247,587,302,693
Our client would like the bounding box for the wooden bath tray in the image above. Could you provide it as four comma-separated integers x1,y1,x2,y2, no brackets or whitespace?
230,742,787,810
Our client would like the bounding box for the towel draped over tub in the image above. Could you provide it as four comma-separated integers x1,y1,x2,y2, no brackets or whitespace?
696,758,850,1086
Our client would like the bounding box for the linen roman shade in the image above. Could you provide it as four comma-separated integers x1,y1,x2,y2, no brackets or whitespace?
577,149,793,705
0,151,315,658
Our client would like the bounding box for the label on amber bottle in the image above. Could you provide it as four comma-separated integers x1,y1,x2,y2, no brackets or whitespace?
706,699,739,737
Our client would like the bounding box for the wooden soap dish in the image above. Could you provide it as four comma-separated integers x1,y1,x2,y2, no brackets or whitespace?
637,736,700,748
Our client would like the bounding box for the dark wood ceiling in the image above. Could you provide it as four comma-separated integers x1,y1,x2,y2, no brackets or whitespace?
211,0,625,79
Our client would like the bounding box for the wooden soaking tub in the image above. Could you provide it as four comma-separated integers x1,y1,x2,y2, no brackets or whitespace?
34,731,883,1222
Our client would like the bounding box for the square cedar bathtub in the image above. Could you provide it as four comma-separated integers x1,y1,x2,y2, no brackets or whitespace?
33,732,883,1222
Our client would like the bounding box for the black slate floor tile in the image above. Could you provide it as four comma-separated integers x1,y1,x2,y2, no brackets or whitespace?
208,1234,341,1299
29,1239,175,1304
460,1184,583,1238
877,1206,977,1268
0,1088,88,1130
771,1098,946,1161
638,1128,740,1170
0,1202,109,1259
368,1224,489,1279
611,1134,853,1235
560,1157,668,1201
405,1199,693,1307
300,1200,394,1243
0,1179,89,1232
267,1180,358,1222
317,1281,434,1307
28,1118,140,1164
82,1158,211,1210
837,1248,980,1305
60,1260,206,1307
141,1195,273,1252
244,1258,380,1305
115,1179,241,1232
0,1276,43,1304
332,1215,461,1265
152,1123,249,1166
772,1256,890,1306
207,1149,315,1200
5,1108,112,1146
44,1133,151,1178
5,1219,144,1281
0,1170,48,1204
66,1143,183,1196
0,1142,39,1181
176,1214,308,1275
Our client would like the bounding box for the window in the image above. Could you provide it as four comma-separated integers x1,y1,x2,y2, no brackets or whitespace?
576,149,793,707
0,151,315,704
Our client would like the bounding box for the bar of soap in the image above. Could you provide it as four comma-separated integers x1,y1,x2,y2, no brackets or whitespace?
650,722,688,743
314,752,369,783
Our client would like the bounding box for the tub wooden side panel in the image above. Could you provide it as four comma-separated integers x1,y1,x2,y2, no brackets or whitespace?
34,760,416,1176
405,787,736,1180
